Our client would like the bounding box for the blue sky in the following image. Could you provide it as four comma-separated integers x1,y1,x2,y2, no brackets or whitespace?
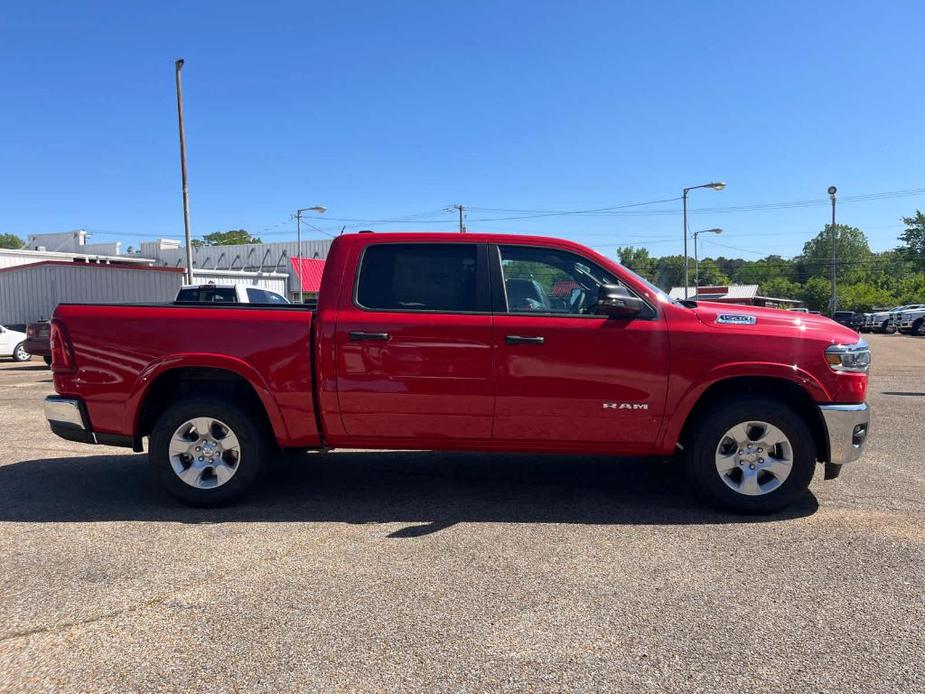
2,1,923,259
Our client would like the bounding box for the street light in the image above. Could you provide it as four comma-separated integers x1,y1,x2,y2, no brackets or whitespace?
828,186,837,315
682,182,726,299
693,228,723,291
294,205,327,302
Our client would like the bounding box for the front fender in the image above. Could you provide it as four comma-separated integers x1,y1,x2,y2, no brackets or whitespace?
658,361,830,452
126,353,291,443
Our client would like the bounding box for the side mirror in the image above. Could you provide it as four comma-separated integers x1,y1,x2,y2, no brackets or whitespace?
594,284,646,319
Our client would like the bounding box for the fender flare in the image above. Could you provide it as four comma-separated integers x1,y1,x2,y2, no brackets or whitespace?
125,353,291,442
658,361,830,452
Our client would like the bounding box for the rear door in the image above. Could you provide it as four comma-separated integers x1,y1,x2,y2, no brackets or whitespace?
333,242,494,440
491,243,669,446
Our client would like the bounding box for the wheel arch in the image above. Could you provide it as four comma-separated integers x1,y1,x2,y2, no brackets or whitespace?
131,360,287,445
674,375,829,464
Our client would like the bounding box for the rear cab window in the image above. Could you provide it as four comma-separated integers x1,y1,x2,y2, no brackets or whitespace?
176,286,237,303
356,243,488,313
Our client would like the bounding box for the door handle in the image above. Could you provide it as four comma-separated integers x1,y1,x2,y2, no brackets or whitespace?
349,331,390,342
505,335,544,345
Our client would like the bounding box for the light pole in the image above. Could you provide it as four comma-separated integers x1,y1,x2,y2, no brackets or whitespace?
174,58,194,284
693,228,723,291
294,205,327,302
682,182,726,298
828,186,837,315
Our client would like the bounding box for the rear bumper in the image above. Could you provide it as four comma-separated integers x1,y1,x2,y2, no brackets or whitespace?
24,338,50,356
819,402,870,465
44,396,136,448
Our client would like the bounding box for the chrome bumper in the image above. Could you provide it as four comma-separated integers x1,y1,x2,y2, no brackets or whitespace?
819,403,870,465
45,396,94,444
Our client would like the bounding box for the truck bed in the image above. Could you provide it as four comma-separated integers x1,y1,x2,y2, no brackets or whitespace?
51,302,321,448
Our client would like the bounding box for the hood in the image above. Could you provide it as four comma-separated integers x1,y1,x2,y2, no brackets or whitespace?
690,301,861,344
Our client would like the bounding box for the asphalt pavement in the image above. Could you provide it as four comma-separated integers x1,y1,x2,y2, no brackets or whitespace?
0,333,922,692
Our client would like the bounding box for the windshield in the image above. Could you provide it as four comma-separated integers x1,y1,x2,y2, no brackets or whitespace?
618,264,670,303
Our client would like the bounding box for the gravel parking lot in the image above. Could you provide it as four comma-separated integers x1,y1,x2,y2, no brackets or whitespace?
0,333,923,692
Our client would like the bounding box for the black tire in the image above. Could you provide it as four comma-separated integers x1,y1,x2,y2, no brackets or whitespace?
149,396,271,506
686,397,816,514
43,355,52,366
883,321,896,334
913,318,925,336
11,342,30,362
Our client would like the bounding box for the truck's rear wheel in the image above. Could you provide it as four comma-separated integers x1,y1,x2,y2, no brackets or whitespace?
12,342,30,362
149,397,270,506
686,397,816,514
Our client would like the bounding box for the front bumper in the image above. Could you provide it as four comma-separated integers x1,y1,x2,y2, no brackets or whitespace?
819,402,870,465
44,396,136,448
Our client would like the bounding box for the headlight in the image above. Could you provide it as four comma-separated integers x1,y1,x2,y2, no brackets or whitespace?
825,340,871,373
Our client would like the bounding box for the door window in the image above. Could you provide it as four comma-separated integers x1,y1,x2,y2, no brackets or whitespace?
498,245,618,315
356,244,484,312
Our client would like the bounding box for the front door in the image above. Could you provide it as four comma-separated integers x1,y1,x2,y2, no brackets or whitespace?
491,244,669,446
334,242,494,441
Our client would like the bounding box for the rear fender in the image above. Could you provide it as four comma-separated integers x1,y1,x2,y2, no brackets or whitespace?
126,353,290,442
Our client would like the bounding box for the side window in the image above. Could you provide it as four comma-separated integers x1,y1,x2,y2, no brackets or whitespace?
246,288,268,303
499,245,619,315
356,244,481,312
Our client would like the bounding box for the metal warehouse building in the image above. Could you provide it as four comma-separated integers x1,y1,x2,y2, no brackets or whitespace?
0,262,291,327
0,262,185,327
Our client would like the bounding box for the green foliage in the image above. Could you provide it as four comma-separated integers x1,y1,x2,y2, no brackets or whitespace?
898,210,925,273
800,224,871,284
613,215,925,312
0,233,25,249
695,259,729,286
198,229,262,246
616,246,654,280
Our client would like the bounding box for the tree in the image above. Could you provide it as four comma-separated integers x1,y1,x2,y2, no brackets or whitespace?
0,233,25,249
898,210,925,274
199,229,262,246
760,277,802,300
695,259,730,286
616,246,654,280
801,276,833,312
799,224,871,284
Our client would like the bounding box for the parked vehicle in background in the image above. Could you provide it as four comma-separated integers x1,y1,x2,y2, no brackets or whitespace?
848,313,865,331
25,320,52,366
889,304,925,333
856,313,872,332
897,305,925,335
832,311,856,329
46,232,871,515
0,325,31,362
869,306,903,333
175,283,290,304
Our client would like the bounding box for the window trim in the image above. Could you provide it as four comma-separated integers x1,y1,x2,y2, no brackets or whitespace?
352,241,492,315
491,243,658,320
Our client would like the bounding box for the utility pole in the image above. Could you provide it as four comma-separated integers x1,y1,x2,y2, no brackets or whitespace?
453,204,466,233
174,59,194,284
293,205,327,303
828,186,838,315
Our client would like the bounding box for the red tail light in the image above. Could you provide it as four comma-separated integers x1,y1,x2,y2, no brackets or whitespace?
49,321,75,372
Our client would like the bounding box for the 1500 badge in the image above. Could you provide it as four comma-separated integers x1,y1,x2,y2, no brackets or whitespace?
603,402,649,410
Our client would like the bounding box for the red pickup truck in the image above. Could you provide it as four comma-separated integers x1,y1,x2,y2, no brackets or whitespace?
45,232,871,513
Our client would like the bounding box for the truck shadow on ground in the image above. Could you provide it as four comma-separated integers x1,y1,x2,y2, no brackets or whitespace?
0,451,818,535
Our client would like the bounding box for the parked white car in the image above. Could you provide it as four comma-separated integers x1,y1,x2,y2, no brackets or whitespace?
0,325,31,362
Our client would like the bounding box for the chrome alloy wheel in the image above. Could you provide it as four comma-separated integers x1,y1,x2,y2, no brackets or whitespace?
14,344,30,361
714,420,794,496
168,417,241,489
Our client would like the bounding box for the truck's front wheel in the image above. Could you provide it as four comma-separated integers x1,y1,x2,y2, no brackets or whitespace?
149,397,270,506
686,398,816,514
